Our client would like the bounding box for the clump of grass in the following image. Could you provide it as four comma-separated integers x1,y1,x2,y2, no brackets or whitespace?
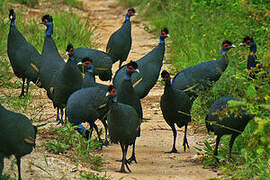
42,122,103,171
63,0,83,9
79,171,111,180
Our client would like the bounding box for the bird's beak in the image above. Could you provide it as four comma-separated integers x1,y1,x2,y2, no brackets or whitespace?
77,62,82,65
106,92,110,97
134,13,137,16
231,44,236,48
167,34,170,38
239,42,244,46
66,51,69,55
10,15,13,20
135,69,140,73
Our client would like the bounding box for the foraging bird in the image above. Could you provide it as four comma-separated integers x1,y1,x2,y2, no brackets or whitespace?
106,8,136,68
77,57,108,90
106,86,140,173
0,104,37,180
113,28,169,99
160,70,192,153
239,36,262,79
172,40,235,102
117,61,142,163
205,97,254,158
66,86,110,144
66,44,113,81
7,9,41,97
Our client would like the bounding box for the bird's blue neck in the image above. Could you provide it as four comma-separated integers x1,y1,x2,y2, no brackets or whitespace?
113,96,117,102
249,41,257,53
124,71,132,80
10,19,15,27
45,22,53,36
87,65,94,73
125,13,131,21
160,35,165,45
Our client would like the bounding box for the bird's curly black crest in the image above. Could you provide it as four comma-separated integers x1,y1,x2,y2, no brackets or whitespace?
108,85,116,92
128,8,136,13
9,9,14,16
127,61,138,69
243,36,253,43
161,70,169,78
161,28,169,34
66,44,73,51
42,14,53,22
222,40,233,45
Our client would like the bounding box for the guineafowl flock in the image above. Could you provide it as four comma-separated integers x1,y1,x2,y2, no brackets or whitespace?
3,6,267,179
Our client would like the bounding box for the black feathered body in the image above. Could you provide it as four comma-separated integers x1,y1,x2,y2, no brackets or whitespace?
66,87,108,126
206,97,253,135
172,55,229,99
107,102,139,145
82,71,108,90
52,59,83,109
0,104,36,178
160,82,192,128
7,25,41,85
113,43,165,99
40,36,65,100
106,20,132,64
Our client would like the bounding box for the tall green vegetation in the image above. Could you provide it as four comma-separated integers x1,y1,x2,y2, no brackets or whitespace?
119,0,270,178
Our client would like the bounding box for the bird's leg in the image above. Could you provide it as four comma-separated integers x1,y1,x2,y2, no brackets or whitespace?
124,145,131,172
19,77,25,97
60,108,64,125
101,118,109,146
15,156,22,180
166,124,178,153
214,135,222,163
128,140,137,164
56,107,60,122
120,143,127,173
93,123,103,145
183,124,190,152
229,134,238,159
118,61,123,69
64,109,67,124
0,153,4,177
25,78,30,95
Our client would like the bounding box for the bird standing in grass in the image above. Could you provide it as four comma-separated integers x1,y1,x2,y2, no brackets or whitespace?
106,8,136,68
0,104,37,180
172,40,235,102
205,97,254,158
106,86,140,173
7,9,41,97
160,70,192,153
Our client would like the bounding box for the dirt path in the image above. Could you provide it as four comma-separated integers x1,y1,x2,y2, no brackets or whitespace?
2,0,218,179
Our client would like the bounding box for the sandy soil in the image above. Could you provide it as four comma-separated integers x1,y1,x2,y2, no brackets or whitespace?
2,0,219,179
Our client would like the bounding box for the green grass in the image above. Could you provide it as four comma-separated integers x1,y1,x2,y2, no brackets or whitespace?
41,122,104,171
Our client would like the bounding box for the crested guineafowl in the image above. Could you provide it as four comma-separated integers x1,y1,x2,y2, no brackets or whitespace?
39,14,65,103
172,40,235,102
77,57,108,90
66,86,111,144
0,104,37,180
239,36,263,79
113,28,169,99
106,86,140,173
106,8,136,68
7,9,41,97
160,70,192,153
66,44,113,81
51,43,83,124
117,61,142,163
205,97,254,158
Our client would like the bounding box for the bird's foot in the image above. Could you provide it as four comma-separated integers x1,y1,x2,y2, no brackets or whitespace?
127,155,137,164
165,148,178,154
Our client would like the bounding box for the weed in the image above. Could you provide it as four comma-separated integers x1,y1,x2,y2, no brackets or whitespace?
79,171,111,180
42,122,103,171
